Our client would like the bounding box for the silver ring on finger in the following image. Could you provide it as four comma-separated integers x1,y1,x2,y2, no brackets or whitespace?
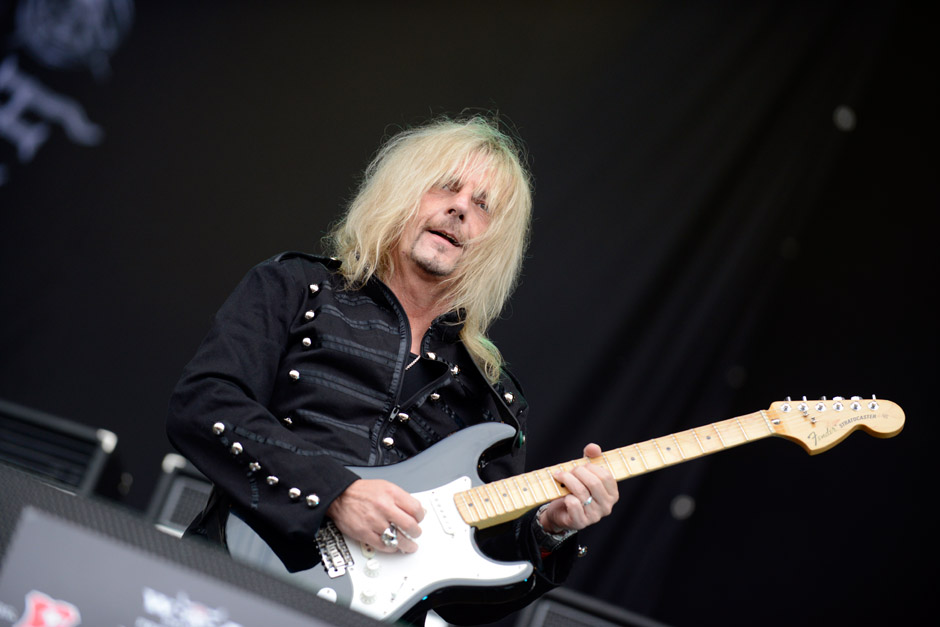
381,525,398,548
583,496,593,507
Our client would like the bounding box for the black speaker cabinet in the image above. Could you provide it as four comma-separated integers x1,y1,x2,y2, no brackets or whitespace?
0,463,381,627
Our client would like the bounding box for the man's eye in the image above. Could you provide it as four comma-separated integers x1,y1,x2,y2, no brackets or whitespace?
476,200,488,212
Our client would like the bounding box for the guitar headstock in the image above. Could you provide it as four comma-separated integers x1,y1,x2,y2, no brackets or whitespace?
767,396,904,454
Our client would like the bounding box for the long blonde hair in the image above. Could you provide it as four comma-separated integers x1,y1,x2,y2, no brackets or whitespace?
327,115,532,382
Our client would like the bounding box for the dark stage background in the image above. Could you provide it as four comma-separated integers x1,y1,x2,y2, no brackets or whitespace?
0,1,934,625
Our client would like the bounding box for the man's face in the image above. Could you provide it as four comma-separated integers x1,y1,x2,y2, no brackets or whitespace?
397,169,491,280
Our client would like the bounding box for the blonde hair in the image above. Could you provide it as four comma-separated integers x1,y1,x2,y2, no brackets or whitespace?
327,115,532,382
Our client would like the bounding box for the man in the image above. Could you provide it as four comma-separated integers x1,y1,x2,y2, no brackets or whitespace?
166,116,618,624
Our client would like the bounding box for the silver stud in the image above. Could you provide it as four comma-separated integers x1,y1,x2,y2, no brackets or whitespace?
230,442,243,455
266,475,279,486
577,545,588,558
450,365,460,375
283,416,293,426
503,392,514,404
302,337,312,348
306,494,320,508
304,310,315,321
426,352,437,361
248,462,261,472
289,370,300,381
288,488,301,500
212,422,225,435
397,412,410,423
309,283,320,295
382,437,395,449
429,392,440,401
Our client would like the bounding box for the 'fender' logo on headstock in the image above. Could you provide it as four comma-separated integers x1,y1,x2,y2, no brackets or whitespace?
807,413,877,446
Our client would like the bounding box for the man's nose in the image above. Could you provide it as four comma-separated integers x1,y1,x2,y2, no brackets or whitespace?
448,193,470,219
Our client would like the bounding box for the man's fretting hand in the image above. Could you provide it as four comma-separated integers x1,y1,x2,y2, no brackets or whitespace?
538,443,619,534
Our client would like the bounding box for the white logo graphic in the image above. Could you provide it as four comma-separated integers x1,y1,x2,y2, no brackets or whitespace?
138,588,244,627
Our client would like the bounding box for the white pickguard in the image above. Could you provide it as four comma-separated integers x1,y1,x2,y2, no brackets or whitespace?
341,476,530,620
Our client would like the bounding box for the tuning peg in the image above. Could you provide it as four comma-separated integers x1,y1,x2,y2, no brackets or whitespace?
869,394,879,410
798,397,808,414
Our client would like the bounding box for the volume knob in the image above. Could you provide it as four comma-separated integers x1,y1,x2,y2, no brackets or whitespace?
365,558,381,577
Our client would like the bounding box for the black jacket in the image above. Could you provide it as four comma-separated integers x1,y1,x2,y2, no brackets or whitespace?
166,252,576,623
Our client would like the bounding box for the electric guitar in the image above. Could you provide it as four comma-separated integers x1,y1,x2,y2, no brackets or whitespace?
224,396,904,622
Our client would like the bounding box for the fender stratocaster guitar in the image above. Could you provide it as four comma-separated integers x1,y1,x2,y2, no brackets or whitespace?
225,396,904,622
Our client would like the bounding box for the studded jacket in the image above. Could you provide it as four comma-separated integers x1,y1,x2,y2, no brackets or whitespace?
166,252,577,622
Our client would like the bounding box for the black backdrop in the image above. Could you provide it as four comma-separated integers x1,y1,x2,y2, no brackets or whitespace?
0,1,934,625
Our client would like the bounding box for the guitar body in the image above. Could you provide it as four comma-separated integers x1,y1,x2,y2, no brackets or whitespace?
224,422,533,622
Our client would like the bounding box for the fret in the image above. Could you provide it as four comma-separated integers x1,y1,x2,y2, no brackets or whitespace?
615,448,633,477
534,469,552,501
599,452,616,477
498,480,518,510
485,482,508,515
671,434,686,459
551,464,568,496
510,476,532,507
477,485,498,517
458,490,478,523
652,439,666,464
634,444,649,470
734,417,750,441
690,427,705,453
712,423,727,447
469,489,491,519
758,410,775,433
521,473,542,503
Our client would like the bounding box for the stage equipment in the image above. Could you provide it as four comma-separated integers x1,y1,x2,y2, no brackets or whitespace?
0,397,116,496
145,452,213,537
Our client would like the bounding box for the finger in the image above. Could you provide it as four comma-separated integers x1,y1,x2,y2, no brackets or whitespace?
572,465,618,514
386,507,423,542
395,491,426,525
554,469,592,509
371,525,417,554
583,442,603,458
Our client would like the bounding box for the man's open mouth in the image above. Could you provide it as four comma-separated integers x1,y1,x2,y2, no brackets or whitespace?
428,229,461,247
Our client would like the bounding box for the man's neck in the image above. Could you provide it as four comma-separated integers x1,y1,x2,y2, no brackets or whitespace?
384,270,453,355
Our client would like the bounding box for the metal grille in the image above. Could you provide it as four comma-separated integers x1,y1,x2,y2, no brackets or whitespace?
147,453,212,536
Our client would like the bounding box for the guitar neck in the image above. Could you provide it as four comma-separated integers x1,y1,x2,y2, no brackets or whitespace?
455,409,778,529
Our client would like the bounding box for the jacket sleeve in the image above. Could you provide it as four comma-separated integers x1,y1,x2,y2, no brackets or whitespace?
166,256,359,571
